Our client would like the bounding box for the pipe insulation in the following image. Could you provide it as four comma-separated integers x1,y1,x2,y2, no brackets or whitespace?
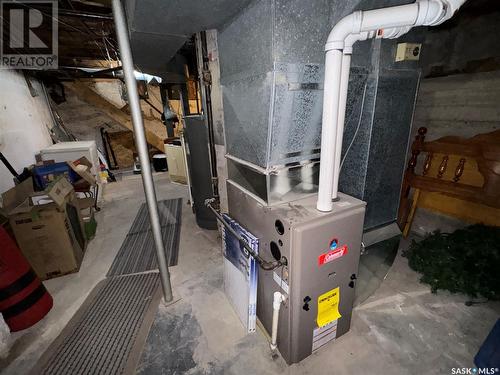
317,0,467,211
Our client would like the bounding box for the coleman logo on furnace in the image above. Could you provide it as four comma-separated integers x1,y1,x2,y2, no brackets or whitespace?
318,238,348,266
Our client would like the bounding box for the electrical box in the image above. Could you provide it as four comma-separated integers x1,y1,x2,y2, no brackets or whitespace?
395,43,422,62
227,182,366,364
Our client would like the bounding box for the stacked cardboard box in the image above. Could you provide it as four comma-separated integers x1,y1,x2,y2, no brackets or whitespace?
2,178,86,280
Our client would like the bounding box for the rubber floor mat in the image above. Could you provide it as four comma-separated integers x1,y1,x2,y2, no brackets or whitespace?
128,198,182,234
33,273,161,375
107,224,181,276
107,198,182,276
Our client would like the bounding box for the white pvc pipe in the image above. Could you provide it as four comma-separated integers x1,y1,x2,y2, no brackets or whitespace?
317,0,467,212
331,53,351,201
317,49,343,212
360,3,420,32
270,291,284,351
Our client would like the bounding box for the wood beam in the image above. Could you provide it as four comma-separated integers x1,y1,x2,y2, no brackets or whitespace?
65,81,165,151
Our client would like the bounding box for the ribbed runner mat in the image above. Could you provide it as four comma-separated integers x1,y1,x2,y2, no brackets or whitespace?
128,198,182,234
107,225,181,276
32,273,161,375
107,199,182,276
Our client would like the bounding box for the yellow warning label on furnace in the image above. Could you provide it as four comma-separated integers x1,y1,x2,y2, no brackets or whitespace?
317,287,341,328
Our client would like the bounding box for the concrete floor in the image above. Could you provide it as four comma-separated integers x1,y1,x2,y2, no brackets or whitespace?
1,174,499,374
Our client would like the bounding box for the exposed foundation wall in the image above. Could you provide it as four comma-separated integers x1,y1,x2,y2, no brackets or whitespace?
0,70,53,194
411,71,500,141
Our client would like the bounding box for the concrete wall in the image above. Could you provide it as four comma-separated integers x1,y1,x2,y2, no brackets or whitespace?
407,0,500,142
411,70,500,141
0,70,53,194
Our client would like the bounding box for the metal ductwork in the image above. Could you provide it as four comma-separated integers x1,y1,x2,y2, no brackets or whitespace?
123,0,253,78
218,0,423,229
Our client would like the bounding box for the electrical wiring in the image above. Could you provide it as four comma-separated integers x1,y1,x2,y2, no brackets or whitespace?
340,81,368,171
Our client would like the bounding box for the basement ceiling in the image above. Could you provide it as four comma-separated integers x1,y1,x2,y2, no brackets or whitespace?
124,0,254,77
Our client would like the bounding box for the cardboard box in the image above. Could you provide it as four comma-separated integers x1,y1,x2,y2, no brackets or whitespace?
67,157,96,186
2,178,85,280
32,162,79,190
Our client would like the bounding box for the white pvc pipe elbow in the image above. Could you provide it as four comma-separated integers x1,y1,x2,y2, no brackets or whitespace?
317,0,467,212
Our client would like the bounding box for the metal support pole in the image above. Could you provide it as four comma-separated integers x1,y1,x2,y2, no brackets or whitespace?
111,0,173,302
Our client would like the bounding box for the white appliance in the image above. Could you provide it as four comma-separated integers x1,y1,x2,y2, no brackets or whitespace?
164,143,188,184
40,141,101,181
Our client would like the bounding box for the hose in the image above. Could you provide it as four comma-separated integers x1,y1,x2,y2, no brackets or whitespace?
205,199,287,271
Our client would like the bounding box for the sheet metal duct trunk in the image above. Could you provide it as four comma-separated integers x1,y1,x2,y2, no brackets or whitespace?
219,0,421,229
123,0,253,77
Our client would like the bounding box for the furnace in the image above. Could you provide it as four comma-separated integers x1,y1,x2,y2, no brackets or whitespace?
227,182,365,363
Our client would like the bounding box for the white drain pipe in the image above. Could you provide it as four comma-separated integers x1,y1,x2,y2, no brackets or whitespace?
317,0,467,211
270,291,285,352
